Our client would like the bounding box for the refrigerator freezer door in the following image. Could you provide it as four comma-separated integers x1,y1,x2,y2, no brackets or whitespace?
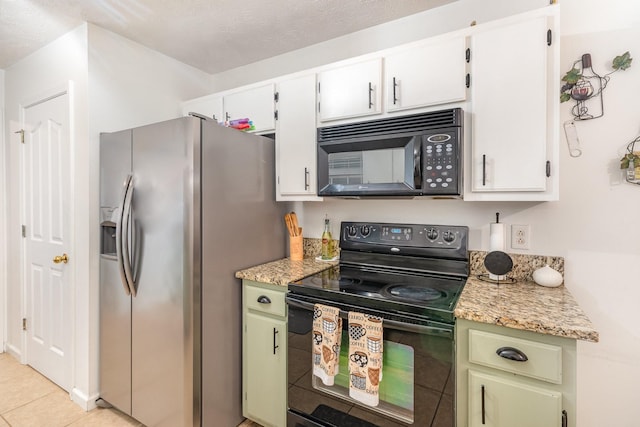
99,129,133,415
130,117,199,427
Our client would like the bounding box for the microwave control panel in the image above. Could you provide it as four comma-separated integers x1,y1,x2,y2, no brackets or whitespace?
422,132,460,195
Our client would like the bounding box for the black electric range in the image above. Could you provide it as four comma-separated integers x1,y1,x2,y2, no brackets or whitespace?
289,221,469,324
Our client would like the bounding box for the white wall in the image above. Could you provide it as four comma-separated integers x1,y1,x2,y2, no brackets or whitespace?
213,1,640,426
3,25,90,375
2,22,213,410
0,69,5,351
211,0,547,92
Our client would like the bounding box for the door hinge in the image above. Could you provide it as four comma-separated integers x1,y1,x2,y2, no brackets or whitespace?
274,110,279,121
22,318,27,331
317,82,321,93
546,160,551,177
15,129,25,144
547,29,553,46
465,48,471,63
274,91,279,102
21,225,26,237
465,73,471,88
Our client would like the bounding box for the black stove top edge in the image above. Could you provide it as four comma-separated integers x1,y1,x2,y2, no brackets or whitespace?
286,291,456,328
287,284,459,325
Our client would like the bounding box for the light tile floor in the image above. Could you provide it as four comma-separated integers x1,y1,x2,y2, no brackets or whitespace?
0,353,262,427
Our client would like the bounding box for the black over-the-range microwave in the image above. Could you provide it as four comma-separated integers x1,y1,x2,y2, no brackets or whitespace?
317,108,463,197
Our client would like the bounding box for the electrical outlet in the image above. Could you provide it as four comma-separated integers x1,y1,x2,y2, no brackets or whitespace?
511,224,530,250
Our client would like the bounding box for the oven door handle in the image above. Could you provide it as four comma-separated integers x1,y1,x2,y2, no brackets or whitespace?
286,295,453,338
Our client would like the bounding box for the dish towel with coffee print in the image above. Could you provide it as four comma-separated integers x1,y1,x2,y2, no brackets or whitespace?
348,312,383,407
312,304,342,386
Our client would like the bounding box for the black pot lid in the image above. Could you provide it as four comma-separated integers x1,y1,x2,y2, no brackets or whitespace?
484,251,513,276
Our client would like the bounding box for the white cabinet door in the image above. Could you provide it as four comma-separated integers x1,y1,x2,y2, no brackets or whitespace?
276,74,322,200
181,94,224,123
385,36,467,112
318,58,382,122
224,83,276,133
468,370,562,427
469,15,553,195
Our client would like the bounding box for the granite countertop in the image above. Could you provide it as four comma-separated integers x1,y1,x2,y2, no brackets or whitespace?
236,244,599,343
235,257,338,287
455,276,599,343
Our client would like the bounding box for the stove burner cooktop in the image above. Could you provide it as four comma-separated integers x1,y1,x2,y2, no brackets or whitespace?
291,265,466,323
381,284,446,302
289,221,469,324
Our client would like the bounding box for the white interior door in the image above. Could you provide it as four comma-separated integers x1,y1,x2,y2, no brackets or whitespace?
22,91,71,391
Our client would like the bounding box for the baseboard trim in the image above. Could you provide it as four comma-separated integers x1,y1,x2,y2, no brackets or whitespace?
71,387,99,411
5,343,22,361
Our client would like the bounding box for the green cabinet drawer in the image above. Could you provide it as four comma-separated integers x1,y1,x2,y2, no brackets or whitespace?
468,329,562,384
245,282,286,317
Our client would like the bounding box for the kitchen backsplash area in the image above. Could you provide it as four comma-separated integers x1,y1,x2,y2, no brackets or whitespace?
303,237,339,258
303,238,564,283
470,251,564,282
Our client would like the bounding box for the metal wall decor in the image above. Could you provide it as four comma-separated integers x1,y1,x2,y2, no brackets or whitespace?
560,51,632,120
560,51,632,158
620,134,640,186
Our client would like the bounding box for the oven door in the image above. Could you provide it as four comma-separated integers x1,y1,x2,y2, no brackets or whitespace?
286,293,455,427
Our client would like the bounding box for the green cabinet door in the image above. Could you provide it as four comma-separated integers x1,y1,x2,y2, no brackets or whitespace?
468,370,562,427
244,310,286,427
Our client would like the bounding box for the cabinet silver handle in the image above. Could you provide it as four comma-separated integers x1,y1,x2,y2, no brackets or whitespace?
368,82,374,109
273,328,279,355
496,346,528,362
304,167,310,191
481,384,486,425
482,154,487,186
392,77,398,105
257,295,271,304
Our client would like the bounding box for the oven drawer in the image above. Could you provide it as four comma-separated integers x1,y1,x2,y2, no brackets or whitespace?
244,281,286,317
468,329,562,384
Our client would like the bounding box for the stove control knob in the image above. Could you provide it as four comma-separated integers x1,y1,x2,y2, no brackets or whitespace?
347,225,358,237
426,227,439,241
360,225,371,237
443,230,456,243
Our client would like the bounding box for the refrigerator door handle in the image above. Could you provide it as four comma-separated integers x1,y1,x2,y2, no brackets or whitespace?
115,175,133,296
121,176,137,297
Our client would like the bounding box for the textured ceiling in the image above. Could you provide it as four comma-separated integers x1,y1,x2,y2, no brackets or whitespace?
0,0,456,73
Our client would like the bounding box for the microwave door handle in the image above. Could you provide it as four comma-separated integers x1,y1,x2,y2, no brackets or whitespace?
414,139,422,189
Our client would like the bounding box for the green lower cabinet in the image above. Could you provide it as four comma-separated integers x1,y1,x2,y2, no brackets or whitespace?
242,280,287,427
468,370,562,427
457,319,575,427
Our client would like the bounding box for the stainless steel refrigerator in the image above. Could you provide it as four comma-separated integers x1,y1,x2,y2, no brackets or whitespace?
99,116,286,427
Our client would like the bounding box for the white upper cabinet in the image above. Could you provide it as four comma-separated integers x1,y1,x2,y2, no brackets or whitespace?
467,8,558,200
385,36,468,112
223,83,276,134
317,58,382,123
181,84,276,134
181,94,223,123
275,74,322,201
